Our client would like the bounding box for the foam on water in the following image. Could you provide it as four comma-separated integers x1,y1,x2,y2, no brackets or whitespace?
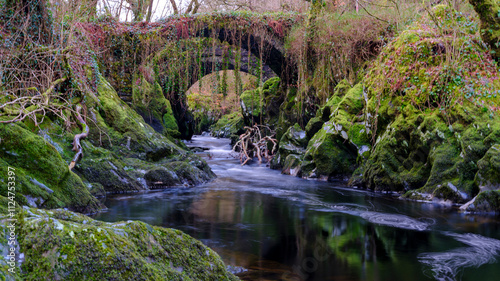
419,232,500,280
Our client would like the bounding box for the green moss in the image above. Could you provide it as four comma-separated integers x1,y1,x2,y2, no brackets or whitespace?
469,0,500,60
131,76,179,133
365,6,499,116
273,123,308,169
168,161,214,186
144,168,180,187
475,144,500,190
302,127,357,178
3,208,238,280
88,75,184,161
163,112,179,131
0,124,101,213
240,88,262,119
210,112,244,139
281,154,303,176
467,190,500,212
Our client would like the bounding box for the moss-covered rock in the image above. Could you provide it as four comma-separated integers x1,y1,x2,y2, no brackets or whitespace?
144,167,181,187
475,144,500,191
0,123,102,214
301,127,358,179
0,208,238,280
354,6,500,203
74,139,214,192
168,160,215,186
132,74,179,134
462,190,500,212
210,112,244,141
469,0,500,60
240,77,282,126
281,154,303,177
240,88,262,121
272,123,307,170
85,75,184,161
299,83,369,180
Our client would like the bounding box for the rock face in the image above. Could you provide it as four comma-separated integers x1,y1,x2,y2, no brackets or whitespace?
0,208,238,281
132,74,180,137
240,77,281,125
300,82,369,180
269,5,500,211
0,74,215,214
0,123,102,214
210,112,245,144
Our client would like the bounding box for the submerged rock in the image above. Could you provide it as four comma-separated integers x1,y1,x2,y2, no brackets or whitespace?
0,208,238,280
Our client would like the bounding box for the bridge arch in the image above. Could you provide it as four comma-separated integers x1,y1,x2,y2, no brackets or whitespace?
83,12,302,137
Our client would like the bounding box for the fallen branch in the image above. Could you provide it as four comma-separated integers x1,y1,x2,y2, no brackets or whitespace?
0,77,67,124
69,104,89,170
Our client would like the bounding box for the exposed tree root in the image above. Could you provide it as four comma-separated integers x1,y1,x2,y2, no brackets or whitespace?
232,125,277,165
69,104,89,170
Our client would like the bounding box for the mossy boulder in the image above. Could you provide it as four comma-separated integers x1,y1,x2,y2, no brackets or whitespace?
0,208,238,280
75,140,214,192
144,168,181,187
240,77,281,125
469,0,500,60
475,144,500,191
168,159,215,186
85,75,184,161
132,74,179,134
240,88,262,122
211,112,244,141
299,83,369,180
272,123,307,170
301,127,358,179
462,190,500,212
356,6,500,202
0,123,102,214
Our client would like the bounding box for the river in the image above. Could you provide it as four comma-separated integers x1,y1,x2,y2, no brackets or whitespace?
94,136,500,281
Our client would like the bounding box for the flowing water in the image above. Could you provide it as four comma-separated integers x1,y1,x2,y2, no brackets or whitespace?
94,136,500,281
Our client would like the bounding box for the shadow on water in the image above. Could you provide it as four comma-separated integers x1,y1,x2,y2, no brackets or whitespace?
94,136,500,281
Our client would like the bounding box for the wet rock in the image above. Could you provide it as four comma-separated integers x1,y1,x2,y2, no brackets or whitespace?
210,112,244,141
475,144,500,191
273,123,307,170
144,168,180,187
462,190,500,212
282,154,303,177
300,83,367,180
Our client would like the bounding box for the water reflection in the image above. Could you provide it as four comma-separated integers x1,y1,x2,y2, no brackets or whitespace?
94,136,500,281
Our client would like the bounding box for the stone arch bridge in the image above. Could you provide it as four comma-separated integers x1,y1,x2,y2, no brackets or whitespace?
82,12,303,137
84,12,303,101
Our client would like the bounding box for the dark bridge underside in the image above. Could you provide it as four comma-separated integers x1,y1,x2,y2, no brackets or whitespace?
197,27,292,83
187,45,277,85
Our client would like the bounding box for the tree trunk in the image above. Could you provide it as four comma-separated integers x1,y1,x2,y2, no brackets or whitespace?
468,0,500,60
